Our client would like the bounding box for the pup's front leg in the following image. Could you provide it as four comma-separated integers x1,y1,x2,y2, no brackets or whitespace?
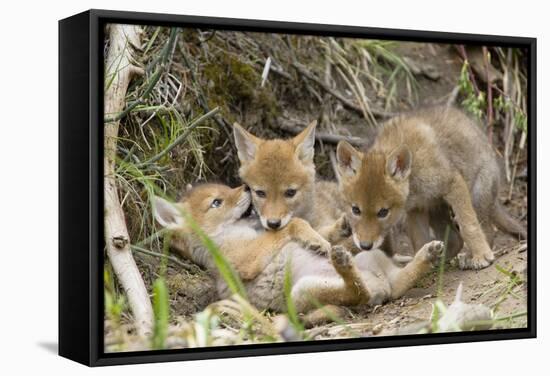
444,173,494,270
287,218,332,256
317,214,352,244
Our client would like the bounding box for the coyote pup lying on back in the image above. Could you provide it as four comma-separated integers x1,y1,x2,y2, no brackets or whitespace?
336,106,525,270
153,184,331,281
153,183,444,313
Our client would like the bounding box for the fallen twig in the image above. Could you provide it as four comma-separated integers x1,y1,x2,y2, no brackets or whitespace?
131,244,201,272
493,241,527,258
279,122,364,147
290,61,394,119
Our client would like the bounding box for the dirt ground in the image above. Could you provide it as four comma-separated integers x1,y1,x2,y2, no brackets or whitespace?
306,233,527,340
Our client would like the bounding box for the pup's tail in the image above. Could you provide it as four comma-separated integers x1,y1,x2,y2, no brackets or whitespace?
493,202,526,239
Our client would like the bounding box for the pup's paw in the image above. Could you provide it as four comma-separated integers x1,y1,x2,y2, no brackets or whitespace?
458,251,493,270
304,236,332,256
483,249,495,263
330,245,353,271
417,240,444,264
337,214,352,238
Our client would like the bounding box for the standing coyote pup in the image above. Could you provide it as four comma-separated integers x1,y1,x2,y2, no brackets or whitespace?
153,183,444,313
232,121,349,244
336,106,525,270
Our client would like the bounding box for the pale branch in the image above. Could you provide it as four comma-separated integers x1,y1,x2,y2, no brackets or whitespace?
104,24,154,337
104,28,178,123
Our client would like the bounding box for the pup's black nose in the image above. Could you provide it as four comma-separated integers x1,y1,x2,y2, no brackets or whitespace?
267,219,281,229
359,241,373,251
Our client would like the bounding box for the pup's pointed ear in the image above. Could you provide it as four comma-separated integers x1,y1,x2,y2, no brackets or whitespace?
153,196,185,230
233,122,260,163
386,145,412,180
293,120,317,163
336,141,362,178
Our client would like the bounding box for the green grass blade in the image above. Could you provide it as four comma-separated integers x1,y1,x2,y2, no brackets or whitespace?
436,226,450,298
179,208,248,300
151,277,169,349
284,260,304,334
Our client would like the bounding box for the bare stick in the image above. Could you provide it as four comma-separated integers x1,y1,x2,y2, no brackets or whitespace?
482,46,494,143
456,45,480,95
131,245,200,272
136,107,220,168
279,122,364,146
502,49,515,182
290,62,394,119
104,24,153,337
104,28,178,123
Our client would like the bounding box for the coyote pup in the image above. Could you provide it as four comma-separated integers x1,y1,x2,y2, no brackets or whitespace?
336,106,526,270
153,184,331,281
232,121,349,244
153,183,444,313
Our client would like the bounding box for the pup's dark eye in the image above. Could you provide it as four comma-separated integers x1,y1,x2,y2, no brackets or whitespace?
352,205,361,216
211,198,223,208
284,189,297,198
377,208,389,218
255,190,266,198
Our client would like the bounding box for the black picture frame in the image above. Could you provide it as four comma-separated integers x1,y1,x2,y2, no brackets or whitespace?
59,9,537,367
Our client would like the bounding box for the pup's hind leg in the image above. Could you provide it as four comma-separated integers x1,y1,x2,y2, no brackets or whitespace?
406,209,432,253
471,167,499,247
291,245,371,313
389,240,444,299
478,212,496,248
430,204,464,260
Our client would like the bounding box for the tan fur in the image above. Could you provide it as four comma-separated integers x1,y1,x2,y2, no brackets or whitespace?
154,184,331,281
220,217,332,280
336,106,526,270
154,184,443,314
233,121,348,243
